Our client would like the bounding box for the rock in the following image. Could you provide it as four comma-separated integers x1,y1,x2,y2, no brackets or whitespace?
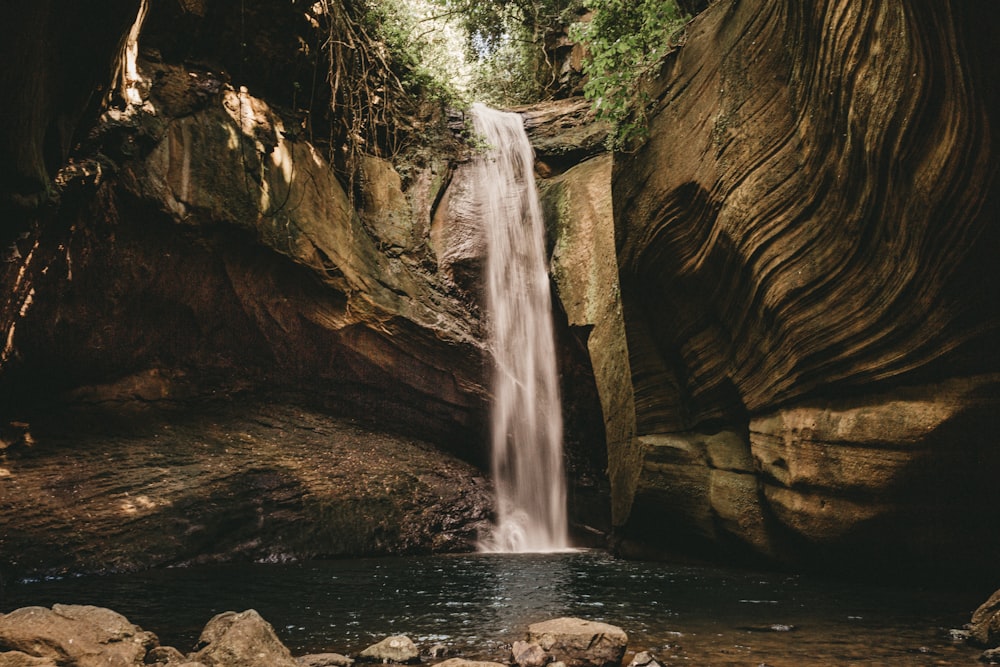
0,400,491,581
430,162,487,294
516,98,611,168
0,605,156,667
0,651,58,666
425,645,449,659
982,647,1000,664
358,635,420,664
608,0,1000,575
546,155,638,527
145,646,194,665
526,618,628,667
142,646,185,664
970,590,1000,648
298,655,356,667
511,640,550,667
625,652,660,667
190,609,298,667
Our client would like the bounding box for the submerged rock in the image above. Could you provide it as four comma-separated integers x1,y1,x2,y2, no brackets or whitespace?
526,618,628,667
981,647,1000,664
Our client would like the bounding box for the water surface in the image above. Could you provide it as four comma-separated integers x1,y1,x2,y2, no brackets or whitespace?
1,551,984,665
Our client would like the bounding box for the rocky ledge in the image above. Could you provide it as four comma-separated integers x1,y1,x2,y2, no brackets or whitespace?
0,396,492,582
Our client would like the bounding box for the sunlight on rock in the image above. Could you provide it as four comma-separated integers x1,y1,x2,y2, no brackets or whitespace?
271,128,294,184
119,495,161,515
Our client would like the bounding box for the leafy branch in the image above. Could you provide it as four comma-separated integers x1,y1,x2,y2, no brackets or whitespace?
572,0,688,149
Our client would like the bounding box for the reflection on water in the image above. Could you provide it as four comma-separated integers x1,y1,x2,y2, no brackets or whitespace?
0,551,985,665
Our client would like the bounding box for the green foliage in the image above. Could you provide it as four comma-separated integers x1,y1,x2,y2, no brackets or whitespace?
572,0,687,149
428,0,583,106
364,0,468,107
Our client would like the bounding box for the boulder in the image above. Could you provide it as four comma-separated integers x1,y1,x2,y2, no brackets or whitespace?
358,635,420,664
0,605,156,667
970,590,1000,648
190,609,298,667
526,618,627,667
511,640,550,667
516,98,611,169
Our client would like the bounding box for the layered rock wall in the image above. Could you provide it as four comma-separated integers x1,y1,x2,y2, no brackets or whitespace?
609,0,1000,574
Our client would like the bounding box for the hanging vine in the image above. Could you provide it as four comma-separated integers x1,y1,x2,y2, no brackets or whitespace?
313,0,415,194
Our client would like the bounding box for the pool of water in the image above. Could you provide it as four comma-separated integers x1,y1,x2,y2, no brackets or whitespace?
0,550,985,665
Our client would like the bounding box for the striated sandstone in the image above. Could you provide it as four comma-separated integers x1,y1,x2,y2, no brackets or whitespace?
608,0,1000,574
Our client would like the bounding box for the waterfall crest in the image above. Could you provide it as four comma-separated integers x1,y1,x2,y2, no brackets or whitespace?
471,103,570,553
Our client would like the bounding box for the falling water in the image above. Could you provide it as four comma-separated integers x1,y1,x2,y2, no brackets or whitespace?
471,103,569,553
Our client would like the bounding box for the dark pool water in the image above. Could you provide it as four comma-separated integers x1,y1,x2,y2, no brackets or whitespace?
0,550,986,665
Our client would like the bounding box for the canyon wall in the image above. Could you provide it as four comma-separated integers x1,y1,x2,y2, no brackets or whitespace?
606,0,1000,575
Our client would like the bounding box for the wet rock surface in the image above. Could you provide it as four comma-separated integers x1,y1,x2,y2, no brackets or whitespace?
0,399,491,582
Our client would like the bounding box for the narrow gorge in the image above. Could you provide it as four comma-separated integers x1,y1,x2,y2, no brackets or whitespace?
1,0,998,592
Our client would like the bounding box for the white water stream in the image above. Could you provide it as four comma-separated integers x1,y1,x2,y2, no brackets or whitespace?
471,103,569,553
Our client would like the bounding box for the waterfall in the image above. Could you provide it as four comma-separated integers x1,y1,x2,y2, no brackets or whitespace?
471,103,570,553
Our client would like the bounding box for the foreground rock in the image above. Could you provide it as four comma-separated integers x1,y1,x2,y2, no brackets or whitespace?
191,610,298,667
526,618,627,667
0,604,156,667
0,606,633,667
358,635,419,664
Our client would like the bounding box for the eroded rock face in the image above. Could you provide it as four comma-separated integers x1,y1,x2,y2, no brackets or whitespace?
0,401,491,581
609,0,1000,574
2,57,488,453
